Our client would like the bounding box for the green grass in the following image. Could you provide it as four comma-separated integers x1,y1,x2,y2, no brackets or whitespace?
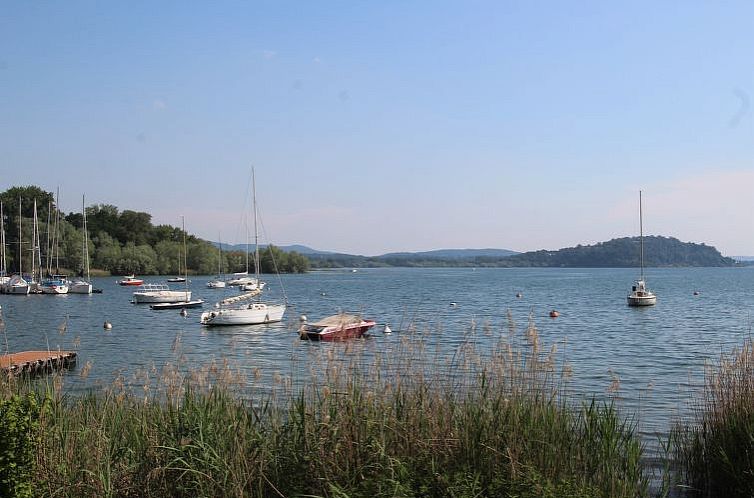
673,338,754,497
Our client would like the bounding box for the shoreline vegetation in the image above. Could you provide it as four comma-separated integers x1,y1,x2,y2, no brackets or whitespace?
0,186,741,278
0,315,751,496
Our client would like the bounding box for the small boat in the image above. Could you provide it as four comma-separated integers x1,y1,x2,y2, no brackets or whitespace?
118,275,144,286
167,276,186,283
240,279,266,292
40,275,69,294
150,299,204,310
68,195,93,294
132,283,191,304
299,313,376,341
206,279,226,289
627,191,657,307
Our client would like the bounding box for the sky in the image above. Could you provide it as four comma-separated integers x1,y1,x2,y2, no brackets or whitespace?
1,1,752,256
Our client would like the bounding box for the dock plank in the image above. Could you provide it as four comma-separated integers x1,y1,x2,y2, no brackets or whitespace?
0,351,77,375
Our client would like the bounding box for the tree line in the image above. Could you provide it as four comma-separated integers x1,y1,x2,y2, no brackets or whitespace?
0,186,309,276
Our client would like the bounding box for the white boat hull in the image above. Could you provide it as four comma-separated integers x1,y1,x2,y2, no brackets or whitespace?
68,281,93,294
627,294,657,306
41,284,69,294
200,303,285,326
4,276,30,295
133,290,192,303
207,280,226,289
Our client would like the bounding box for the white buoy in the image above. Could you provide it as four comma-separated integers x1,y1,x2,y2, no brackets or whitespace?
300,315,308,323
450,302,457,307
180,309,188,317
516,292,522,298
383,324,392,334
103,321,112,330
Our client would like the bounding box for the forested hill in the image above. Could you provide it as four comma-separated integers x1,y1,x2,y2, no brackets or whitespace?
501,236,735,268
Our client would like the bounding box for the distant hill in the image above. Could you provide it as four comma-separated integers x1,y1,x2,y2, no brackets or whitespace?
379,248,518,260
214,243,334,255
500,236,735,268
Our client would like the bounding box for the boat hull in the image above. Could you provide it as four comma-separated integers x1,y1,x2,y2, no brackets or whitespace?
151,299,204,310
627,294,657,306
200,303,285,326
133,290,192,303
300,318,377,341
68,281,92,294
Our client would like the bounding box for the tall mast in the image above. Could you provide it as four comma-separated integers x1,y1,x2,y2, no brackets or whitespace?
182,215,188,300
639,190,644,281
83,195,90,281
33,199,41,283
45,200,52,275
54,187,60,273
0,201,5,277
17,196,22,276
253,167,260,282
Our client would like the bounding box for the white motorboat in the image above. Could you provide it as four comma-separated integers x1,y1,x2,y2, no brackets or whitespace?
133,283,191,304
207,279,226,289
627,191,656,307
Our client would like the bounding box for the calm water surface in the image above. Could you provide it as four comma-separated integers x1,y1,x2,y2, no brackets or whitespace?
2,267,753,448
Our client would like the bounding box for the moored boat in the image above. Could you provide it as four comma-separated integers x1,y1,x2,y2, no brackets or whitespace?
132,283,191,304
299,314,376,341
627,191,656,307
118,275,144,286
40,275,69,294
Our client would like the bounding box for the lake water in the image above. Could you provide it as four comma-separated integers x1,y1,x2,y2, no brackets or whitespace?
2,267,753,453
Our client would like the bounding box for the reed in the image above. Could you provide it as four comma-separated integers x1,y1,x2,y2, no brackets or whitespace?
673,338,754,497
2,316,650,497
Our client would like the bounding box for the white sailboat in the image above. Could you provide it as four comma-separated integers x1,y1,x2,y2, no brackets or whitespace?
0,201,9,288
201,168,285,326
40,193,69,294
206,235,227,289
69,195,93,294
627,190,656,307
6,197,30,295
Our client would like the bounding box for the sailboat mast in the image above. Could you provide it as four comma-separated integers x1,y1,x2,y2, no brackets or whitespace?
83,195,90,281
639,190,644,281
182,215,188,299
17,196,22,276
33,199,41,283
0,201,5,277
253,167,260,282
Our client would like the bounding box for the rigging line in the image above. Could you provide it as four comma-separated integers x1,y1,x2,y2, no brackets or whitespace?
256,203,288,305
231,166,255,249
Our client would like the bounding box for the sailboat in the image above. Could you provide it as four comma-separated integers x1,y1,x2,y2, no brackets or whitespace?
206,235,227,288
6,197,30,295
627,191,656,307
200,168,286,326
40,190,70,294
69,195,93,294
150,216,204,309
0,201,9,288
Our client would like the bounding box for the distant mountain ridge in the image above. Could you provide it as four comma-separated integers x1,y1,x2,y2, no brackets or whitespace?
213,237,735,268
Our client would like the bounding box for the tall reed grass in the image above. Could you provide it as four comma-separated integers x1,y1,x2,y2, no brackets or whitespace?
2,315,651,497
673,338,754,497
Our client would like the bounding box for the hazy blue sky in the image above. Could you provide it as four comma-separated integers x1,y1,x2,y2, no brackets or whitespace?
2,1,752,255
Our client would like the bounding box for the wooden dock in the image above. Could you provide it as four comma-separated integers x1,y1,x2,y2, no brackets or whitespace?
0,351,77,375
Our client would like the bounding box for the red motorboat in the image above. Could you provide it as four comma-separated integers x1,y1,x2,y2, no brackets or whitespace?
300,314,376,341
117,275,144,286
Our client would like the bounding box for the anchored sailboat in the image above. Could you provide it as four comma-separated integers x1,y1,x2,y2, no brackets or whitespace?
627,191,656,307
200,168,285,326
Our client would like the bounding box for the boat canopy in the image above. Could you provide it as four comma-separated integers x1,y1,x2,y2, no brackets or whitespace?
310,314,364,327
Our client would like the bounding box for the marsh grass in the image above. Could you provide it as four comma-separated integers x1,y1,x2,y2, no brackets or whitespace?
673,338,754,497
1,315,651,497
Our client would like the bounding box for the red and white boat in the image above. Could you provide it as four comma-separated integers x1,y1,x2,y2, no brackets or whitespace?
300,314,376,341
117,275,144,286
